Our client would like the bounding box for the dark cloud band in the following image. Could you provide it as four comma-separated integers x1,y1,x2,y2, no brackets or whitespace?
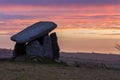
0,0,119,6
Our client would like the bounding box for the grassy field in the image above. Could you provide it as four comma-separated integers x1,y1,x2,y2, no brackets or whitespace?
0,61,120,80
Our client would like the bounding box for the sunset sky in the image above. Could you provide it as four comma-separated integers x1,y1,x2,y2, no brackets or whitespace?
0,0,120,54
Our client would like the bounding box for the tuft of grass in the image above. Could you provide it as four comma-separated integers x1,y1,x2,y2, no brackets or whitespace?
0,61,119,80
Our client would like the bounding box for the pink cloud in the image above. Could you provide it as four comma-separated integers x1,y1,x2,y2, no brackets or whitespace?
0,4,119,35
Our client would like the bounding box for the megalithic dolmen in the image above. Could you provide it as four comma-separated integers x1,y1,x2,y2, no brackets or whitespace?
11,21,57,43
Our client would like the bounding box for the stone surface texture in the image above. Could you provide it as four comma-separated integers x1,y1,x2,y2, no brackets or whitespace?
11,21,57,43
26,40,44,57
43,35,53,58
50,32,60,59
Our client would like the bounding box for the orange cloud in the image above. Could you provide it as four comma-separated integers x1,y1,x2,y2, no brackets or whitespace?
0,5,119,35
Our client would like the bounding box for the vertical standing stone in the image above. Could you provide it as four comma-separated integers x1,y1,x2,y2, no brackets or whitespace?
13,43,26,59
26,40,44,57
50,32,60,59
43,35,53,58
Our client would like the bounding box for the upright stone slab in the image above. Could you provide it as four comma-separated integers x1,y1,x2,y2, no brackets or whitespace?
26,40,44,57
43,35,53,58
13,43,26,58
50,32,60,59
11,21,57,43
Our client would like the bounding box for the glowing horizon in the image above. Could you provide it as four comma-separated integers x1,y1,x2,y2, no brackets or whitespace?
0,0,120,54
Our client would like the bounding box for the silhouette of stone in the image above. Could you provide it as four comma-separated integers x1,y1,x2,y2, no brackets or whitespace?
43,35,53,58
11,21,59,61
37,36,45,45
11,21,57,43
26,40,44,57
50,32,60,59
12,43,26,60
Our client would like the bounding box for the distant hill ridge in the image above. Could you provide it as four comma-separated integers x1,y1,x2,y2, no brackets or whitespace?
0,48,12,53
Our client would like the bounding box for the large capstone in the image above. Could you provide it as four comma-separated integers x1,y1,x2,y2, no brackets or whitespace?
11,21,57,43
